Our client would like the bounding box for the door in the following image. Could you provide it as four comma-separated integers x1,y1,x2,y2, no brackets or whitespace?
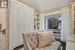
0,0,9,50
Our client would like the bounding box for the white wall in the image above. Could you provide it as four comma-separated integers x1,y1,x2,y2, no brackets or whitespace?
61,7,72,42
9,1,34,50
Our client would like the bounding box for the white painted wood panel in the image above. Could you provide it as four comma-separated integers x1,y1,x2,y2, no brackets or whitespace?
9,1,34,50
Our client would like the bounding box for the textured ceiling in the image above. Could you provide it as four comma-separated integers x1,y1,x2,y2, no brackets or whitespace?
17,0,73,12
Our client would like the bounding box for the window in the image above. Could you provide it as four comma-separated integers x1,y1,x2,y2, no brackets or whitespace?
45,14,61,30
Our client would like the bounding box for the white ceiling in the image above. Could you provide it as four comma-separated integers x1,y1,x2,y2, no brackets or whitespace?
17,0,74,12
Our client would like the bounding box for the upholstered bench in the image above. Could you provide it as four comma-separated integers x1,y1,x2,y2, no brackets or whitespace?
22,31,60,50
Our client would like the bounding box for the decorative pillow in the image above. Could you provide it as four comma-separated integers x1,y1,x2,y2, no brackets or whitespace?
26,32,38,49
38,31,55,48
46,31,55,42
